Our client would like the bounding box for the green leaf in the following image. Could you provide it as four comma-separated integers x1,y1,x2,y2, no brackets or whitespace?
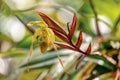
87,55,115,71
93,0,120,22
0,49,25,58
78,0,93,15
0,1,13,16
20,69,43,80
78,18,96,36
18,35,37,48
20,51,71,69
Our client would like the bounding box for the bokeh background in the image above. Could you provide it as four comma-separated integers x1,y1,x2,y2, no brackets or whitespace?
0,0,120,80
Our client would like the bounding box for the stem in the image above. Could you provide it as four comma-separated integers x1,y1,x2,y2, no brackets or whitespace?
92,52,116,65
75,54,86,69
102,54,116,65
70,41,86,54
89,0,102,37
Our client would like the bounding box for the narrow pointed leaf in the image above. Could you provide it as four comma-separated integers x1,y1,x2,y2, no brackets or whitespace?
53,44,64,68
20,52,70,68
75,54,86,69
36,11,67,35
52,28,70,43
75,30,82,48
55,42,77,51
68,13,76,39
58,58,64,68
85,43,91,55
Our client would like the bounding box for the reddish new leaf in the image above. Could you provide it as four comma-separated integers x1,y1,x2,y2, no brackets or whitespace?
55,42,77,51
53,45,64,69
75,30,82,48
52,29,70,43
36,11,67,36
75,54,85,69
85,43,91,55
68,13,76,39
75,43,91,70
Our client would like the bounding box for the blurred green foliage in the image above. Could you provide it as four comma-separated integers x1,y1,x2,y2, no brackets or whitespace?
0,0,120,80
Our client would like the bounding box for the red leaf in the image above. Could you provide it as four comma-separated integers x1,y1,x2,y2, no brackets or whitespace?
53,45,64,69
75,30,82,48
75,54,85,69
55,42,77,51
68,13,76,39
52,28,70,43
36,11,67,36
85,43,91,55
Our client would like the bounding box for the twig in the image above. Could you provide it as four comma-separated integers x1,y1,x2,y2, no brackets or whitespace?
92,52,117,65
89,0,102,37
102,54,116,65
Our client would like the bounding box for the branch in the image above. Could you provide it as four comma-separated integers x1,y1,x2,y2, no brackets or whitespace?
92,52,116,65
89,0,102,37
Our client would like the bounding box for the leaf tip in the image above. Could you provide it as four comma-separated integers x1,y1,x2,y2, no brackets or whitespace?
85,43,91,55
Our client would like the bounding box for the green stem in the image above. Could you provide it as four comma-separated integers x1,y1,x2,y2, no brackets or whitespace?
89,0,102,37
